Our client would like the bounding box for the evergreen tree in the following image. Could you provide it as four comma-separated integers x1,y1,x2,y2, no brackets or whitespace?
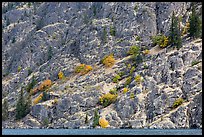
6,17,10,26
189,3,202,39
26,75,37,93
2,98,9,121
85,113,89,124
16,89,26,120
42,91,49,101
102,27,107,43
25,94,32,115
169,11,182,50
93,109,100,128
47,46,53,60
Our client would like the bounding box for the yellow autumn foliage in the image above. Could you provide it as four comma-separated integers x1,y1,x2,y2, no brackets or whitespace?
75,64,92,75
143,49,150,55
33,93,43,105
123,88,129,94
135,75,141,83
99,93,118,107
99,118,109,128
58,71,64,80
102,54,116,68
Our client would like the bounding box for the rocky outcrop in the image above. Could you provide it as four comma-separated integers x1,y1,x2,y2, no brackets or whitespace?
2,2,202,129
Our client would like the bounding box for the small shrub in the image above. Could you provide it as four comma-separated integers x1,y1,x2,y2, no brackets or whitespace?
134,4,138,12
33,93,43,105
123,88,129,94
124,76,132,87
191,60,201,66
109,88,117,95
130,66,135,75
117,38,124,43
151,35,169,48
101,54,116,68
182,22,190,36
93,109,100,128
38,79,52,91
53,98,58,104
27,67,32,76
52,33,57,39
58,71,65,80
127,64,131,69
27,2,31,8
113,75,121,83
118,71,125,77
42,91,49,101
172,98,184,109
75,64,85,73
143,49,150,55
18,66,22,72
99,118,109,128
99,93,118,107
130,92,135,99
26,76,37,93
143,63,148,69
135,75,142,83
110,26,116,36
135,35,141,41
42,117,49,127
134,54,143,64
75,64,92,75
127,45,140,56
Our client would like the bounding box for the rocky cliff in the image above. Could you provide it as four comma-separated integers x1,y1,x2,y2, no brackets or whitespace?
2,2,202,129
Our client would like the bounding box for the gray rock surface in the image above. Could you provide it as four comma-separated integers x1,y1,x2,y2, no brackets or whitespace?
2,2,202,129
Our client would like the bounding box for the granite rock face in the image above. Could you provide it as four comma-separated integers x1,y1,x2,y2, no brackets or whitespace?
2,2,202,129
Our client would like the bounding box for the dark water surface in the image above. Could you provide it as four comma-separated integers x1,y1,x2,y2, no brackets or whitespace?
2,129,202,135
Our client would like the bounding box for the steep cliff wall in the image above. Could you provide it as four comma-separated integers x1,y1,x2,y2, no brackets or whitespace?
2,2,202,129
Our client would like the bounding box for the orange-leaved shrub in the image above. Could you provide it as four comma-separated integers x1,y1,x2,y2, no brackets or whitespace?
30,79,52,95
38,79,52,91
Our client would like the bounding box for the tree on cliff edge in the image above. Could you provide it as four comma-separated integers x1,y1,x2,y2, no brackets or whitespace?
169,11,182,50
189,3,202,39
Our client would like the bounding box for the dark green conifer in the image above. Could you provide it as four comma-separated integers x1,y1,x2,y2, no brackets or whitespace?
169,11,182,50
2,98,9,121
189,3,202,39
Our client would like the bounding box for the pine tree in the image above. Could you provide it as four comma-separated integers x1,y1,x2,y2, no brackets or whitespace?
6,17,10,26
16,89,26,120
25,94,32,115
2,98,9,121
93,109,100,128
102,27,107,43
85,113,89,124
47,46,53,60
189,3,202,39
169,11,182,50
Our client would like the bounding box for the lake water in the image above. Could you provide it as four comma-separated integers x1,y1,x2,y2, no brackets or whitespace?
2,129,202,135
